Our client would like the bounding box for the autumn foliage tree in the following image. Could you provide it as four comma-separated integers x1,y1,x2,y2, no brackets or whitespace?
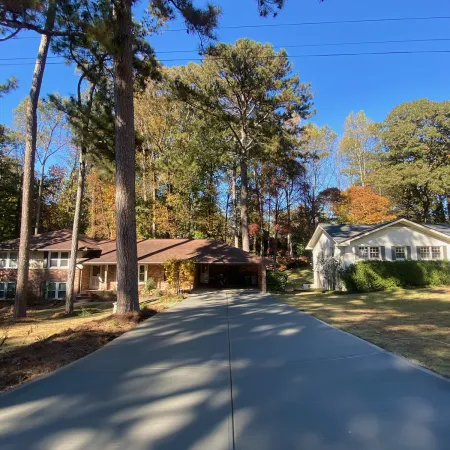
333,186,396,224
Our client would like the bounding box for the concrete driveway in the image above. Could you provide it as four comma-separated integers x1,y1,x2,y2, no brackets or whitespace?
0,290,449,450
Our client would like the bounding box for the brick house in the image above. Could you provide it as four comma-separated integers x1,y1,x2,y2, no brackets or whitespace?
0,230,269,301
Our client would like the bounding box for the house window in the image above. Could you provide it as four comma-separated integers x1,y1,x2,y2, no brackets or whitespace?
138,264,146,283
431,247,441,260
49,252,69,268
46,282,66,300
418,247,431,260
395,247,406,260
0,251,18,269
359,246,380,260
0,282,16,299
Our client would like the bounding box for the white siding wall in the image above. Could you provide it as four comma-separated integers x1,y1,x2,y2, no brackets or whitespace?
312,232,335,288
346,225,450,263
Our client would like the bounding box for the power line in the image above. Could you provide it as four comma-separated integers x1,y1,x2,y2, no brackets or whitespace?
6,15,450,39
1,49,450,66
2,37,450,60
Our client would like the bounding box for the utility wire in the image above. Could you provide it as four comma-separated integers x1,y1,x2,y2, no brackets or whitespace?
2,37,450,60
0,49,450,66
6,15,450,39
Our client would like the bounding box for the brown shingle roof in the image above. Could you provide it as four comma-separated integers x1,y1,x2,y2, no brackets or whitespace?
82,239,268,265
0,229,101,251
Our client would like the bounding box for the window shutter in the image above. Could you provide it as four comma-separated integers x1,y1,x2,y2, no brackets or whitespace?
43,251,49,268
406,246,412,260
443,246,448,260
391,247,396,261
380,246,386,260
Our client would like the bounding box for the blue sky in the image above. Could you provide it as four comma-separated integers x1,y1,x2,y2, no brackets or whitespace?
0,0,449,134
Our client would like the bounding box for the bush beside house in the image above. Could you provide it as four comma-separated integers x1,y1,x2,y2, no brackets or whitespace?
341,260,450,292
267,271,288,292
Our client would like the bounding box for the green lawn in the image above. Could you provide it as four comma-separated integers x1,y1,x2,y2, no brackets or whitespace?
285,267,314,291
277,288,450,378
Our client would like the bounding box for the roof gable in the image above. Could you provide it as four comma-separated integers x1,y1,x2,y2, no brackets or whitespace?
306,219,450,249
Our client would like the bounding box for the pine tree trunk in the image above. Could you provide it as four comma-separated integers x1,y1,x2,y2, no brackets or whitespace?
14,2,55,319
65,153,86,314
240,159,250,252
231,168,239,248
113,0,139,314
34,164,45,235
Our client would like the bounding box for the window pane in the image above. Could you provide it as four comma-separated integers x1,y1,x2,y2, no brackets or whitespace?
6,283,15,299
419,247,430,259
395,247,405,259
50,252,59,267
57,283,66,299
8,252,18,268
47,282,56,298
370,247,380,259
92,266,101,276
359,247,368,258
0,282,5,298
139,265,145,282
0,252,7,268
59,252,69,267
431,247,441,259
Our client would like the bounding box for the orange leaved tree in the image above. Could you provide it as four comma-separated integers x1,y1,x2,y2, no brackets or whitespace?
333,186,396,224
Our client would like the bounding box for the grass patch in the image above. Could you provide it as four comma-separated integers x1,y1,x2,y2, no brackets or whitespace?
285,267,314,291
0,294,185,393
277,287,450,378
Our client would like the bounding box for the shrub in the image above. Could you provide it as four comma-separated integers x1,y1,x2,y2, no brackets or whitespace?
341,260,450,292
267,271,288,292
142,277,156,295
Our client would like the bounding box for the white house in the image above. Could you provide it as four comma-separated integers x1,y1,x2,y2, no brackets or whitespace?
306,218,450,289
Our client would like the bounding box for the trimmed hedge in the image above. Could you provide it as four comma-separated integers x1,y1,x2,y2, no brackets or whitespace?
267,271,289,292
341,260,450,292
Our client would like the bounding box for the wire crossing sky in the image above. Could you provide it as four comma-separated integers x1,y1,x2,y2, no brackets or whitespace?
0,0,449,133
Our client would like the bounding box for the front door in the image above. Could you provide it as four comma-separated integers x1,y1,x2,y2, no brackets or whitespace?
90,265,102,289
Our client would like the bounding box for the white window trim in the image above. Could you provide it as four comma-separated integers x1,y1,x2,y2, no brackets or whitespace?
0,281,16,299
417,246,442,261
138,264,147,284
359,246,381,260
45,281,67,300
0,251,18,269
394,246,406,260
49,251,70,269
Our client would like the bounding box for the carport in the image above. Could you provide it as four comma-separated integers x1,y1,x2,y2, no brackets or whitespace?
196,263,262,289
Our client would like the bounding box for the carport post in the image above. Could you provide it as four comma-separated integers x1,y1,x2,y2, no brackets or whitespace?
260,264,267,293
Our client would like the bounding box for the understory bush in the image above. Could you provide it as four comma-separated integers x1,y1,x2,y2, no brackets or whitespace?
267,271,288,292
341,260,450,292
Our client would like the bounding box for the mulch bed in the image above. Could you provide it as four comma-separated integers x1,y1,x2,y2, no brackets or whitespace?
0,308,157,394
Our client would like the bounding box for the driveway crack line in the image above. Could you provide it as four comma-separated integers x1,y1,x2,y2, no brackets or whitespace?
225,291,237,450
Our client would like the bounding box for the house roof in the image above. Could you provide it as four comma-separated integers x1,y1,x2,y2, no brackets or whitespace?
82,238,269,265
306,218,450,250
423,223,450,236
0,229,101,251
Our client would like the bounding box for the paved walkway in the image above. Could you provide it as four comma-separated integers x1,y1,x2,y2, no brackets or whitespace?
1,291,449,450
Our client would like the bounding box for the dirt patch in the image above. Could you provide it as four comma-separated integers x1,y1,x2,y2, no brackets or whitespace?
0,303,175,393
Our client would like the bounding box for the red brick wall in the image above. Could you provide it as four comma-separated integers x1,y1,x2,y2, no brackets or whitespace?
0,268,81,301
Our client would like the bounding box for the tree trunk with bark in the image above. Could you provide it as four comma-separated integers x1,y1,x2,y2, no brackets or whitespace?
65,153,86,314
113,0,139,314
240,158,250,252
14,1,56,319
34,162,46,235
231,168,239,248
